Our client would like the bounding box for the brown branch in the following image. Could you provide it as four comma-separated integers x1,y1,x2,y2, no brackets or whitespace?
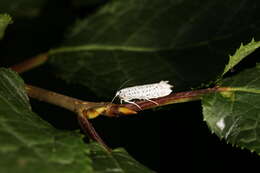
10,53,48,73
25,84,137,118
26,84,230,117
78,111,111,152
26,84,95,113
25,84,137,151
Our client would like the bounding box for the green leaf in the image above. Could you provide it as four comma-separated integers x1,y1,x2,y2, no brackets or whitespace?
48,0,260,97
202,64,260,153
0,68,92,172
89,143,155,173
0,14,12,40
223,39,260,75
0,68,154,172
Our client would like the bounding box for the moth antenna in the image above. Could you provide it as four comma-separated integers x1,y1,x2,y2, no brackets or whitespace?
110,92,119,104
118,79,132,90
110,79,132,104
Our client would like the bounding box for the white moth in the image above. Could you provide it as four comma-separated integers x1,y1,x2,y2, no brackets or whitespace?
112,81,173,109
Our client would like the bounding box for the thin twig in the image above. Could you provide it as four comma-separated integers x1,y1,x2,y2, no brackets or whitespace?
26,84,94,113
123,87,229,111
10,53,48,73
78,110,111,151
25,84,136,118
26,84,230,117
25,84,137,151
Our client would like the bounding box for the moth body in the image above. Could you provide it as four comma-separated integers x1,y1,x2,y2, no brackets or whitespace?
114,81,173,109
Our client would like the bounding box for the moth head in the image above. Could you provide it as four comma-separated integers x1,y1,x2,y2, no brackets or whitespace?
116,90,122,96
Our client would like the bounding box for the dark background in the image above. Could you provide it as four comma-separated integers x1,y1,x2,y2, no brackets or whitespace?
1,0,260,172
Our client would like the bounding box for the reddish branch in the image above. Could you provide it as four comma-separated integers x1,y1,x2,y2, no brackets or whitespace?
26,84,229,117
10,53,48,73
124,87,229,111
78,111,111,151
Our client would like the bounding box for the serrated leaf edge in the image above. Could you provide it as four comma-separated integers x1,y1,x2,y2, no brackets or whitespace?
223,38,260,75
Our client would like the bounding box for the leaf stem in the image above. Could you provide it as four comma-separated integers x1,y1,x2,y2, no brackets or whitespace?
26,84,92,112
25,84,230,116
10,53,48,73
25,84,136,117
78,111,111,152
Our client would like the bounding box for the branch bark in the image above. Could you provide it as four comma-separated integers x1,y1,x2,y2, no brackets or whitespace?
25,84,137,118
25,84,137,151
123,87,229,111
10,53,48,73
